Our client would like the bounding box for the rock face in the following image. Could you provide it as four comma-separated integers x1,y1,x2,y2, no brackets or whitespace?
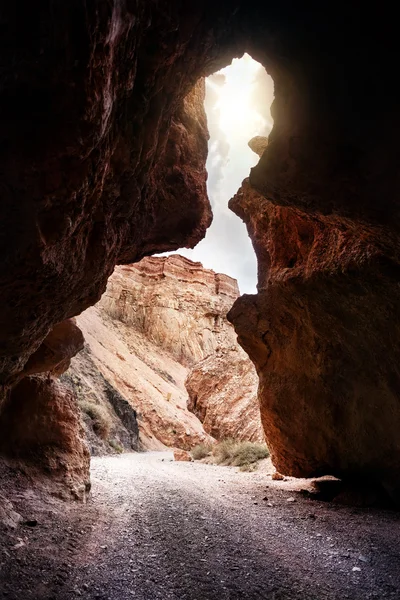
1,2,400,492
0,318,90,498
186,347,264,443
100,255,239,366
248,136,268,157
71,255,261,449
228,180,400,493
0,376,90,500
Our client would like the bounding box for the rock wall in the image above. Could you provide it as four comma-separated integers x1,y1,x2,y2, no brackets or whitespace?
228,180,400,495
100,255,239,366
186,347,264,443
71,255,261,449
0,376,90,500
1,2,400,491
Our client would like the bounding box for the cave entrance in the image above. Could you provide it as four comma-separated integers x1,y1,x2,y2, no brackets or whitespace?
179,53,274,294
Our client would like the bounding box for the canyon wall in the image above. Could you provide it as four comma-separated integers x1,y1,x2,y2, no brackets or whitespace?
228,181,400,496
69,255,262,450
186,347,264,443
0,2,399,493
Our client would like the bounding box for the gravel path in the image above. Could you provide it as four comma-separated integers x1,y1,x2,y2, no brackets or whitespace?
2,452,400,599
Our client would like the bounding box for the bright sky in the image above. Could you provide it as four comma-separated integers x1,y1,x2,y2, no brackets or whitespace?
167,54,274,294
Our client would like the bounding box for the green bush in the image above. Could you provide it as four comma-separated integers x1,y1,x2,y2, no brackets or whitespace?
191,443,213,460
79,400,111,440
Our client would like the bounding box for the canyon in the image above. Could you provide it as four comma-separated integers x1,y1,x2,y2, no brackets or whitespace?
66,254,263,453
0,2,400,597
0,0,399,527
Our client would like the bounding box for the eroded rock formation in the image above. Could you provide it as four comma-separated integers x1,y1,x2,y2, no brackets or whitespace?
100,255,239,366
0,376,90,500
1,2,400,493
69,255,261,449
228,180,400,494
186,347,264,443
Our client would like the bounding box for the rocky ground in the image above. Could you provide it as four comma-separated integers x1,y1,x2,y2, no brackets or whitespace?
1,453,400,600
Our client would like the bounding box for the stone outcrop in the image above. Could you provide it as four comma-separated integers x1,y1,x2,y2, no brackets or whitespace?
19,319,84,381
248,136,268,157
0,376,90,500
0,318,90,499
1,2,400,493
70,255,261,449
186,347,264,442
228,180,400,495
100,255,239,366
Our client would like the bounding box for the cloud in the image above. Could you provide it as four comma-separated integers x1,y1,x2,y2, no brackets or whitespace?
162,55,274,295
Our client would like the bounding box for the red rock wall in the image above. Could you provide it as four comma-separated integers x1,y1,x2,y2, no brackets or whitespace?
228,181,400,494
0,2,400,491
186,347,264,443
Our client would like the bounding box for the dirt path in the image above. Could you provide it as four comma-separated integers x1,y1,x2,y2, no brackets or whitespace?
2,452,400,599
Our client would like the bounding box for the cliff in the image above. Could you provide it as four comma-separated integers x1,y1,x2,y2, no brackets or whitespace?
69,255,261,450
1,2,400,498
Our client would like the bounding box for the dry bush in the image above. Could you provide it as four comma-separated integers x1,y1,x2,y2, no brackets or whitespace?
191,443,213,460
109,439,124,453
79,400,111,440
212,439,269,467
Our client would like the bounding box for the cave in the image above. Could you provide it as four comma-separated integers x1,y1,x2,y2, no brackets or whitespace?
1,1,400,591
1,1,399,496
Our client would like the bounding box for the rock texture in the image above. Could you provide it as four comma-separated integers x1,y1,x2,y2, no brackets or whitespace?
0,376,90,500
186,347,264,443
61,348,140,456
0,7,215,386
1,2,400,491
70,255,262,450
228,180,400,494
248,136,268,157
100,255,239,366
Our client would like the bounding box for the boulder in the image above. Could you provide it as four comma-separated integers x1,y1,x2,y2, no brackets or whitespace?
174,449,193,462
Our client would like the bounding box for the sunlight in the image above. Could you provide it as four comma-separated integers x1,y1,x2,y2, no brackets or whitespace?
207,53,273,144
159,53,274,294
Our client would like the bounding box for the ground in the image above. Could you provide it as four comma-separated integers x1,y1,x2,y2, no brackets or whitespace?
1,452,400,599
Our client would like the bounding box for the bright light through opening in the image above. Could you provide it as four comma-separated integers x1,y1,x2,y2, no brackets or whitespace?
209,53,273,144
163,54,274,294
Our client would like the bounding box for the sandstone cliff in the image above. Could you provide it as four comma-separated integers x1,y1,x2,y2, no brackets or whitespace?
69,255,262,451
186,346,264,443
228,179,400,496
1,2,400,497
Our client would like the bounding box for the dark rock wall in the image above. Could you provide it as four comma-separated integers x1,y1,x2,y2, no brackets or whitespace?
0,1,399,488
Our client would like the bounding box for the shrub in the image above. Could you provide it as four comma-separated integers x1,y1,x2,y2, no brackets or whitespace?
109,439,124,454
212,438,236,463
239,462,259,472
191,443,213,460
212,439,269,467
79,400,111,440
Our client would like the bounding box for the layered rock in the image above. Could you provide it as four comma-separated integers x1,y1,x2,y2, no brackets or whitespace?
70,255,262,449
186,347,264,443
72,303,212,451
0,2,400,493
228,180,400,494
100,255,239,366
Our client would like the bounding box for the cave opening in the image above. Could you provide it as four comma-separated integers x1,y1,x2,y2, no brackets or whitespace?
175,53,274,295
54,57,276,464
